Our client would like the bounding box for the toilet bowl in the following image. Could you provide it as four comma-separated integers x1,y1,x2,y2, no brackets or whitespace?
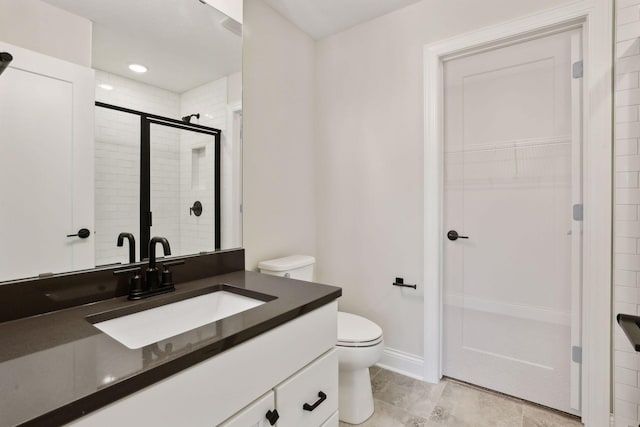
258,255,384,425
336,312,384,424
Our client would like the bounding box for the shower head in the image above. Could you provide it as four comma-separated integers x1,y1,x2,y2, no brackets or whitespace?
182,113,200,123
0,52,13,77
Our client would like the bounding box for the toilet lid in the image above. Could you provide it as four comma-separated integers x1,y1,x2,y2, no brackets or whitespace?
337,312,383,344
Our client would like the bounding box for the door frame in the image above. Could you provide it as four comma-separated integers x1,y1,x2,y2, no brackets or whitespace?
422,1,613,426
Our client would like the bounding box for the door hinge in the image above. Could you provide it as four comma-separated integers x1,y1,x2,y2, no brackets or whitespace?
148,211,153,226
572,346,582,363
573,204,583,221
572,60,583,79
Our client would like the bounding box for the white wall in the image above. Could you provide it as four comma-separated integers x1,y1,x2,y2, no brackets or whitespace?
0,0,91,67
242,0,317,270
614,0,640,425
228,71,242,106
314,0,578,363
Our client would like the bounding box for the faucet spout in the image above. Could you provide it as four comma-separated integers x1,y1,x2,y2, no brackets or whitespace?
117,232,136,263
148,237,171,270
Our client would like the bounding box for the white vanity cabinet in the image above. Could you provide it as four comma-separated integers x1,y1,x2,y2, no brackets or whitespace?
69,301,338,427
219,391,276,427
220,348,338,427
273,349,338,427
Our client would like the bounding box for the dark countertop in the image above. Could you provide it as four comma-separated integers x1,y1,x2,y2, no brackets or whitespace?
0,271,341,427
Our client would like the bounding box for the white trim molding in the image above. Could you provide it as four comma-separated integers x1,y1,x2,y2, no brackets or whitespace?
377,347,425,381
423,1,613,426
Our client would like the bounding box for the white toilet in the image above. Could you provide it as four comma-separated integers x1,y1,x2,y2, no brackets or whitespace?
258,255,384,425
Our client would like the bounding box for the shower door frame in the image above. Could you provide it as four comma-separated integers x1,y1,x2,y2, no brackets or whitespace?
422,1,612,426
95,102,222,259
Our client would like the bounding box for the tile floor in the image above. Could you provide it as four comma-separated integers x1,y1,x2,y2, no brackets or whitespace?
338,367,583,427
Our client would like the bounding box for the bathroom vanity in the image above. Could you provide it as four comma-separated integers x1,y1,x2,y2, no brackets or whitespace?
0,250,341,427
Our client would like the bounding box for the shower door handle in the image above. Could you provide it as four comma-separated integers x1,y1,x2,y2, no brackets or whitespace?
447,230,468,241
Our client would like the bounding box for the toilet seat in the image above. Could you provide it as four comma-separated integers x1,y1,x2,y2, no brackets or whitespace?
337,312,383,348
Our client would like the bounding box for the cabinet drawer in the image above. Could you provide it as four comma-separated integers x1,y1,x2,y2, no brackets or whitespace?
275,348,338,427
321,411,339,427
219,391,276,427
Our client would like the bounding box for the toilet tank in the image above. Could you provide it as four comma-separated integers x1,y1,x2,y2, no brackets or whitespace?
258,255,315,281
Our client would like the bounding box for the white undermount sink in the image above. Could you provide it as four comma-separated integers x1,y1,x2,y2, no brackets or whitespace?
93,290,266,349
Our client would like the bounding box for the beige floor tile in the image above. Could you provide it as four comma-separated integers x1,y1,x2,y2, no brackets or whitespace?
372,369,446,419
425,381,523,427
522,404,582,427
370,365,382,379
341,368,576,427
356,399,428,427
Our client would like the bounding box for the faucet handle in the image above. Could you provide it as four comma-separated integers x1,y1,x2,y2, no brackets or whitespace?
113,266,144,298
160,260,184,288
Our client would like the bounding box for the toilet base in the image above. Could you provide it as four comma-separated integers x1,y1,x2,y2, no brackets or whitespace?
338,367,374,425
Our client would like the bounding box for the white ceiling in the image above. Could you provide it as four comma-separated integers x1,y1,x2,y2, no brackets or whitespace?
44,0,242,93
264,0,422,40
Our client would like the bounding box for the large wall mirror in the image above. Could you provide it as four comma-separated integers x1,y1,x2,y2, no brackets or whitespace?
0,0,242,283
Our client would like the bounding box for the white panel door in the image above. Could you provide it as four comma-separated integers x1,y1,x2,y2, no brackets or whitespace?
0,42,94,282
442,29,582,415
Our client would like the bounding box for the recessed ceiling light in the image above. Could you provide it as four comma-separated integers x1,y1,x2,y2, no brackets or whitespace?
128,64,148,73
98,84,114,91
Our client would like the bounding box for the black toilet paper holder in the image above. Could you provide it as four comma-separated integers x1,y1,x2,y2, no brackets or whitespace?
393,277,416,289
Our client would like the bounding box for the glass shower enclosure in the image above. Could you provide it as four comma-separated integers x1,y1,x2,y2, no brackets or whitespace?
95,102,220,264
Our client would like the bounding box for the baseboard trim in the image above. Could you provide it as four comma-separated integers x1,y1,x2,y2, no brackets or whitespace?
376,347,424,381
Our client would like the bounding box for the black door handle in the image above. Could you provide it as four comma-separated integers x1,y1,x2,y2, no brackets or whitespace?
447,230,468,241
303,391,327,411
265,409,279,425
67,228,90,239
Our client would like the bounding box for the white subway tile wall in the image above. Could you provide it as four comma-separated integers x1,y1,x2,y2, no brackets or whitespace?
179,78,228,254
94,71,230,265
616,1,640,426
